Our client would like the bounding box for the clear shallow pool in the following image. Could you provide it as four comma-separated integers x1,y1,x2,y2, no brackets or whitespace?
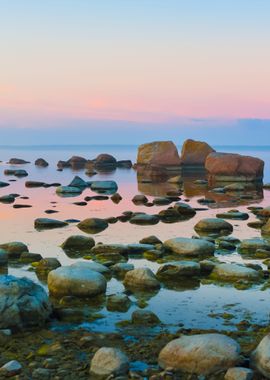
1,144,270,333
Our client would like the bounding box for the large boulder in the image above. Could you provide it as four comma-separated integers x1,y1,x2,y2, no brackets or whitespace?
123,268,160,289
94,154,117,168
158,333,240,375
90,347,129,377
205,152,264,182
48,266,107,297
180,139,215,167
137,141,181,168
164,237,215,257
251,334,270,378
0,275,51,330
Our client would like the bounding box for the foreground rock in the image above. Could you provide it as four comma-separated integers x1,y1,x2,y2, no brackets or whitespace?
34,218,68,230
90,347,129,377
180,139,215,167
0,249,8,266
238,238,270,254
0,360,22,377
48,266,107,297
211,263,260,281
206,152,264,182
194,218,233,235
0,275,51,330
124,268,160,289
77,218,108,234
158,333,240,375
164,237,215,257
251,334,270,379
137,141,181,168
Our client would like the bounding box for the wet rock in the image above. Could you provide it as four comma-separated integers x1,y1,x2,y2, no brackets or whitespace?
90,180,118,192
137,141,181,168
35,158,49,167
163,237,215,257
91,243,127,256
123,268,160,289
139,235,162,245
130,214,159,225
0,249,8,266
238,238,270,254
0,194,15,203
71,261,110,275
211,263,260,281
106,294,131,312
67,155,87,168
224,367,254,380
0,181,10,187
0,360,22,376
61,235,95,250
48,266,107,297
56,185,82,195
206,152,264,182
158,208,182,223
45,209,59,214
0,242,28,259
0,275,51,330
90,347,129,377
194,218,233,235
157,261,200,279
34,218,68,229
25,181,45,187
199,259,216,274
8,158,30,164
111,193,122,203
36,258,61,274
158,333,240,375
132,194,148,204
77,218,108,234
180,139,215,166
251,334,270,379
261,219,270,236
73,201,87,206
57,160,71,169
216,210,249,220
68,175,88,189
131,309,160,325
173,202,196,216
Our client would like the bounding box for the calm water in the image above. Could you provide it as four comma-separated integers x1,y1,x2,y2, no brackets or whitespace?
1,144,270,333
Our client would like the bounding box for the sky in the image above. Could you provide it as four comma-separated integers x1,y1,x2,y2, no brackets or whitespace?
0,0,270,145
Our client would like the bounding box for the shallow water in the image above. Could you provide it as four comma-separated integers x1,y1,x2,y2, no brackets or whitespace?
1,144,270,334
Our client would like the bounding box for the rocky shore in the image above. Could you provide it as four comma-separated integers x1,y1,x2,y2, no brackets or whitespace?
0,140,270,379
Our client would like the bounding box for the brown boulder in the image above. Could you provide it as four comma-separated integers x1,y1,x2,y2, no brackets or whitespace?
180,139,215,166
137,141,181,168
206,152,264,182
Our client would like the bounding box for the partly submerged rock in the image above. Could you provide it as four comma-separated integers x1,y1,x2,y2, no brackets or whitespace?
35,158,49,167
194,218,233,235
137,141,181,168
77,218,108,234
61,235,95,250
34,218,68,230
48,266,107,297
211,263,260,282
0,242,28,259
163,237,215,257
123,268,160,289
180,139,215,167
157,261,200,279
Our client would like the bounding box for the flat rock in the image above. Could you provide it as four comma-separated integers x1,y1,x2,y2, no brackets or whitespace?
211,263,260,281
129,214,159,225
34,218,68,230
194,218,233,234
157,261,200,279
